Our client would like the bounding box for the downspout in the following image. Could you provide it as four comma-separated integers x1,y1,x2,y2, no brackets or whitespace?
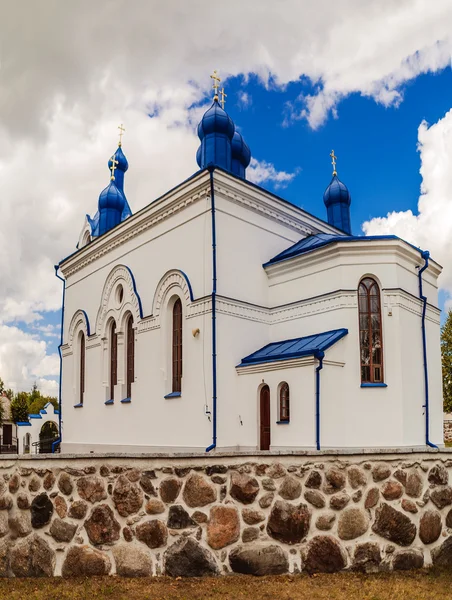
52,265,66,453
206,167,217,452
418,250,438,449
315,350,324,451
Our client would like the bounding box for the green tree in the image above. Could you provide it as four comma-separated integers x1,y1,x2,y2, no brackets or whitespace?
11,392,29,423
441,309,452,413
4,389,14,401
0,377,4,395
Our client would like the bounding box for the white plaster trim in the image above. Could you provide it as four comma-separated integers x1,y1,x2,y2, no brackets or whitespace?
67,310,90,347
236,357,344,375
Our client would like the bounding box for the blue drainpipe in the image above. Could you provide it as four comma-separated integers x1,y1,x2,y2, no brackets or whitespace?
315,351,324,451
206,167,217,452
52,265,66,453
418,250,438,449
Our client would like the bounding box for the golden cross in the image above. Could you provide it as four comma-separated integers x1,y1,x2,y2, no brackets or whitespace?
110,154,119,180
220,87,227,109
118,123,125,147
210,70,221,100
330,149,337,176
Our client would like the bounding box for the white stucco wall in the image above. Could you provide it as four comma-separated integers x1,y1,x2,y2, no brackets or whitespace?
58,169,443,454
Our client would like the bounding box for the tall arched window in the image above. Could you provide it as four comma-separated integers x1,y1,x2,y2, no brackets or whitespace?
110,321,118,400
279,382,290,422
79,332,85,405
172,299,182,393
358,277,384,383
126,315,134,398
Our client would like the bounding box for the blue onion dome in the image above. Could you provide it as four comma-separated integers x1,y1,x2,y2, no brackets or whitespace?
197,99,235,141
108,145,128,173
98,181,126,212
231,131,251,168
323,175,351,207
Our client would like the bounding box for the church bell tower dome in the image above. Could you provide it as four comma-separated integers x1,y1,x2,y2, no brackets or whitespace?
323,150,352,235
231,130,251,179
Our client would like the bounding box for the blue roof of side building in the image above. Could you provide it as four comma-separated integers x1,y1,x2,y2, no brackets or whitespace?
264,233,419,267
238,328,348,367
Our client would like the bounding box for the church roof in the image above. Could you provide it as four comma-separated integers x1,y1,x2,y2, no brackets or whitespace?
264,233,409,267
238,328,348,366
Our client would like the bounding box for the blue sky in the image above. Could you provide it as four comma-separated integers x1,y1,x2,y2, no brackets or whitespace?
223,68,451,234
1,1,452,397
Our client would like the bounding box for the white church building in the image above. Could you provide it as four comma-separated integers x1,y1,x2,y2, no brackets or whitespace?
54,80,443,454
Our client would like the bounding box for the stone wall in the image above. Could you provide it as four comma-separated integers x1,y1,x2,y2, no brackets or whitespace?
444,420,452,443
1,451,452,577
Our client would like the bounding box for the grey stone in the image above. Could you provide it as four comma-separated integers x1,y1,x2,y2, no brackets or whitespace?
316,513,336,531
267,463,286,479
84,504,121,545
10,534,55,577
113,544,152,577
113,475,144,517
330,492,350,511
258,492,274,509
139,472,157,496
242,527,259,542
167,505,196,529
432,536,452,566
9,474,20,494
50,518,77,543
207,506,240,550
77,476,107,504
304,489,326,509
164,537,219,577
183,474,217,508
305,470,322,489
372,503,416,546
160,477,182,504
69,500,88,519
57,473,73,496
338,507,369,540
267,500,311,544
30,493,53,529
428,464,448,486
0,540,9,577
242,508,265,525
136,519,168,549
430,486,452,509
262,478,276,491
230,472,260,504
53,496,67,518
419,509,442,544
393,549,424,570
348,466,367,489
406,471,423,498
9,510,32,538
323,468,346,494
372,464,391,482
304,535,347,573
229,544,289,575
62,545,111,577
278,476,301,500
353,542,381,573
0,495,13,510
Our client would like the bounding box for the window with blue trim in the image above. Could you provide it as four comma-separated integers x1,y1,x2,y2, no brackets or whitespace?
109,321,118,400
79,331,85,405
172,299,182,393
279,382,290,422
358,277,384,384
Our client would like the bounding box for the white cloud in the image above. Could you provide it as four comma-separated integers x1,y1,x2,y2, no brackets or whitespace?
247,158,299,188
363,108,452,298
237,92,252,109
0,324,59,394
0,0,451,385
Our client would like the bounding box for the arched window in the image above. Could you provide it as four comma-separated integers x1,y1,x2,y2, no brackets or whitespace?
110,321,118,400
172,299,182,393
126,315,134,398
358,277,384,383
79,332,85,405
279,382,290,422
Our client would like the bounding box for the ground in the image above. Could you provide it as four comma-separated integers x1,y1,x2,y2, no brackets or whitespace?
1,570,452,600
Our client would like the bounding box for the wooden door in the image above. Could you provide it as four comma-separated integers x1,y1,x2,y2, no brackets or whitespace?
2,424,12,446
260,385,271,450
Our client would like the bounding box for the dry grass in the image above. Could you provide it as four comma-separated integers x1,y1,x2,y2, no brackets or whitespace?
0,569,452,600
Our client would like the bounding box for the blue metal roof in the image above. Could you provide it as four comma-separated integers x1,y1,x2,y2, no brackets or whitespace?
264,233,415,267
239,328,348,367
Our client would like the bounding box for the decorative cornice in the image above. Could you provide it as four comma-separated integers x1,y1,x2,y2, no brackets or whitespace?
95,265,142,335
236,357,344,375
61,176,211,278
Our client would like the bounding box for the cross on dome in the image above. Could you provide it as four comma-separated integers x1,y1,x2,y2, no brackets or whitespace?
220,87,227,109
210,70,221,101
118,124,125,147
330,149,337,176
109,154,119,180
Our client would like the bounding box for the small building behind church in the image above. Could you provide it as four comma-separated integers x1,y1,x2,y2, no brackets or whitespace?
55,76,443,454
